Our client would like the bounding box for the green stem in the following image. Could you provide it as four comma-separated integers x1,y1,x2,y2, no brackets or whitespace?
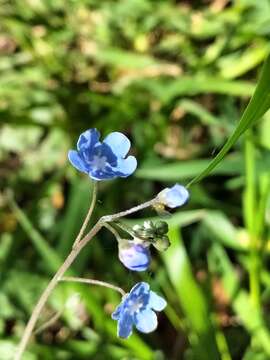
244,131,260,308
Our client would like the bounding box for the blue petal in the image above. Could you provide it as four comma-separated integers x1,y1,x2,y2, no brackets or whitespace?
68,150,88,173
92,143,117,166
119,243,150,272
149,291,167,311
112,303,123,321
134,309,157,333
129,282,150,297
89,164,118,181
77,129,100,152
112,293,129,320
114,156,137,177
103,132,131,157
117,312,133,338
158,184,189,208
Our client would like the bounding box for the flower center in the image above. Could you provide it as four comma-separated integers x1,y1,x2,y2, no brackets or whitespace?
90,155,107,171
128,299,143,314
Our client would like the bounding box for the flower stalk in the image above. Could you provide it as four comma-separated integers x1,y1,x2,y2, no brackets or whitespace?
15,128,187,359
15,196,161,359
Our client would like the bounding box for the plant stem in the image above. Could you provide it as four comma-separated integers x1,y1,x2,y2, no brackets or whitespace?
15,197,156,359
34,310,63,335
100,198,157,223
73,181,98,248
14,221,103,360
103,223,122,242
60,276,126,297
244,131,260,308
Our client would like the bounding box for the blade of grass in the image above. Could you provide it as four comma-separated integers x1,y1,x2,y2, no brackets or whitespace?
208,244,270,355
137,153,243,181
187,53,270,187
162,227,220,360
8,195,63,273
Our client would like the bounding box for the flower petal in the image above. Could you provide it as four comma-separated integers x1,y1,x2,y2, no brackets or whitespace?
129,282,150,297
114,156,137,177
135,309,157,333
77,129,100,152
117,312,133,338
68,150,88,173
149,291,167,311
157,184,189,208
111,304,122,320
119,243,150,272
91,143,117,166
103,132,131,157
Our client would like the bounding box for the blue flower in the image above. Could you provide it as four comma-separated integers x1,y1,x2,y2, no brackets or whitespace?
118,241,150,272
157,184,189,208
112,282,167,338
68,129,137,181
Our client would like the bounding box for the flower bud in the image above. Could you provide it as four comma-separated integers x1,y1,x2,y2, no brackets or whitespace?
153,236,170,252
156,184,189,209
154,221,169,235
133,223,154,239
118,240,151,272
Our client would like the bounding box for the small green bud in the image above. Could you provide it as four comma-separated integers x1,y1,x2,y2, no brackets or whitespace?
154,221,169,235
153,236,170,251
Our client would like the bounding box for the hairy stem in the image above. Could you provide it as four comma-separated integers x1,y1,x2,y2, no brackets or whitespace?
34,310,63,335
14,221,103,360
73,181,98,248
61,276,126,297
15,197,156,359
103,223,123,242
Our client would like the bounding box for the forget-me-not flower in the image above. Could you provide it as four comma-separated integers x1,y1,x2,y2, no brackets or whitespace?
112,282,167,338
68,129,137,180
118,241,151,272
157,183,189,208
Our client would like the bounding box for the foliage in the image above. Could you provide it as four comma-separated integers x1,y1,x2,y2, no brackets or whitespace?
1,0,270,359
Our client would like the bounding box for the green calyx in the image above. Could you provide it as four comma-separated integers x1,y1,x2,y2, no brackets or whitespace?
132,220,170,251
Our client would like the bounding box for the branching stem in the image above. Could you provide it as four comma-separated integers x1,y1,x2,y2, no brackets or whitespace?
15,196,157,360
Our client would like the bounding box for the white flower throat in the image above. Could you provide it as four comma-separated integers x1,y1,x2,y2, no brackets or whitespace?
90,155,107,171
128,298,144,313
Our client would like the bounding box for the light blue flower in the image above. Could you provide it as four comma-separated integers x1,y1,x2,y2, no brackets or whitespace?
157,184,189,208
68,129,137,180
118,241,151,272
112,282,167,338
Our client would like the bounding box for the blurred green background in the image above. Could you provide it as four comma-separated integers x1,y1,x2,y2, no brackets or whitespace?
1,0,270,359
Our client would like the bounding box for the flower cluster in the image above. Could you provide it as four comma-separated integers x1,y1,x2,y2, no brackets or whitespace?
69,129,190,338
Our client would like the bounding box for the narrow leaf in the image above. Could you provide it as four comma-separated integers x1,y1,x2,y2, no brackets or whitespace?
187,54,270,187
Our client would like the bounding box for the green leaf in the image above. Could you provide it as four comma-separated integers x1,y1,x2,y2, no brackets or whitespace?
9,195,63,273
187,53,270,187
162,227,220,360
137,153,243,181
208,244,270,356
